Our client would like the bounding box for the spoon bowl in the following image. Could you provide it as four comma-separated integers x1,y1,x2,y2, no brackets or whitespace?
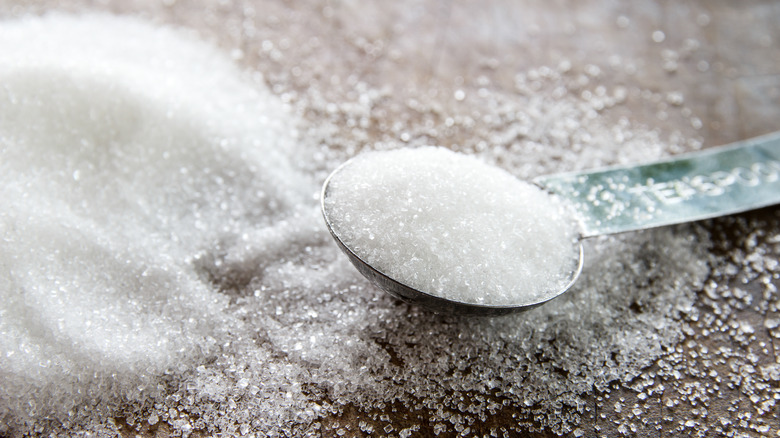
320,153,585,316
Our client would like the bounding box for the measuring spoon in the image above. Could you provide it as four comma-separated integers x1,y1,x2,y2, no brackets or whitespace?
321,131,780,315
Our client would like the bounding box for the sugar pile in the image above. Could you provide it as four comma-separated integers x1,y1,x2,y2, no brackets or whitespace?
0,13,315,434
0,13,718,437
323,147,581,306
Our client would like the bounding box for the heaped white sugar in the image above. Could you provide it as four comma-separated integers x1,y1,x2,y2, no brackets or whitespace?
0,13,312,433
324,147,581,306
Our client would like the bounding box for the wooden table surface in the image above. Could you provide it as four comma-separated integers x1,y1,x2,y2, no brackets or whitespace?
1,1,779,436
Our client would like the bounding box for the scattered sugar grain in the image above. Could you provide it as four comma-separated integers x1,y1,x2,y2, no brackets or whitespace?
324,147,581,305
2,9,770,438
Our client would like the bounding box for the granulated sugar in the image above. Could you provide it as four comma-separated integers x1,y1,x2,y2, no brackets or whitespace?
0,13,314,434
0,12,728,437
323,147,581,305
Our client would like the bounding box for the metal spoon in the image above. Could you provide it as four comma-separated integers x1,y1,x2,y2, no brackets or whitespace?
321,131,780,315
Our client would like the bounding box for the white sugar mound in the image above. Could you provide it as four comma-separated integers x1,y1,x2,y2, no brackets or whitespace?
324,147,581,305
0,13,312,431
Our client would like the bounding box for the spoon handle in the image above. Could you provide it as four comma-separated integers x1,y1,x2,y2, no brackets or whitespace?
535,131,780,238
